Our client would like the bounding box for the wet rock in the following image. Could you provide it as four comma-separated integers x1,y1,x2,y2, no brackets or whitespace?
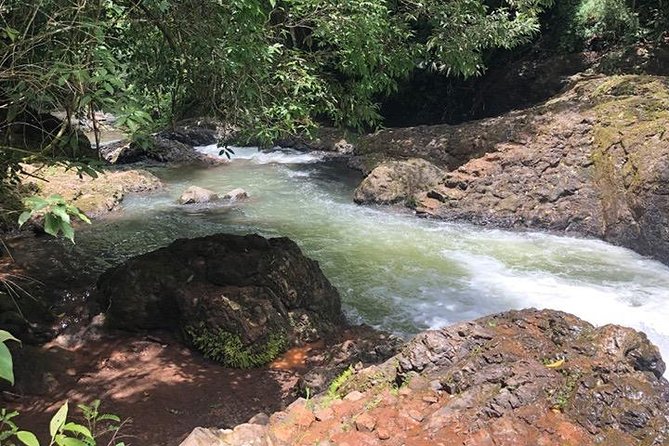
200,309,669,445
97,234,343,366
223,188,249,201
101,119,228,165
179,186,220,204
353,158,445,205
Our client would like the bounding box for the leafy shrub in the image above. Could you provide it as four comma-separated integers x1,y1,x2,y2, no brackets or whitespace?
574,0,640,44
18,194,91,243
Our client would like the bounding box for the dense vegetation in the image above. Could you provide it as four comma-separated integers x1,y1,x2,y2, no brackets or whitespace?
1,0,668,228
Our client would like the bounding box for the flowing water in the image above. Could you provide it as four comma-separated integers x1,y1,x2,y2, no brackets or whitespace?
67,146,669,370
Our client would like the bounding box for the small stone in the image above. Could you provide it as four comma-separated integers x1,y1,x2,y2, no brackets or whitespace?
422,395,439,404
429,380,443,392
398,387,412,397
179,427,228,446
292,404,316,428
314,407,335,422
343,391,365,402
355,413,377,432
248,412,270,425
377,428,391,440
407,409,425,422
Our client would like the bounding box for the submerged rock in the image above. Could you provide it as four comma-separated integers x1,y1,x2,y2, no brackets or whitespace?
223,188,249,201
183,308,669,445
179,186,220,204
353,158,445,206
97,234,343,367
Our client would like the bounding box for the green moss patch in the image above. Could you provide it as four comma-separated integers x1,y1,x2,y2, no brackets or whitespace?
185,322,287,368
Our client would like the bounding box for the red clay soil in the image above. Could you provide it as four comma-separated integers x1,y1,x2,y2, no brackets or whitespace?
3,331,317,446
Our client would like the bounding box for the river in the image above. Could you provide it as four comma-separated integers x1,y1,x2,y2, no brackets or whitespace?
66,146,669,370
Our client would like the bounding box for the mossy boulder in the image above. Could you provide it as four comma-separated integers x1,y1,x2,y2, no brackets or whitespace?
97,234,344,367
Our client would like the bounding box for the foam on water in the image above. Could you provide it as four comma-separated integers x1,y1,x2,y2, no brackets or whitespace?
196,144,324,164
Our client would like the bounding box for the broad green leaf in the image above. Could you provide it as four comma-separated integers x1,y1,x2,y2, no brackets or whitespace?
63,423,93,440
61,223,75,243
43,213,61,237
0,342,15,385
16,431,40,446
50,402,69,438
18,211,32,227
97,413,120,422
51,206,71,224
24,197,49,211
0,330,19,344
54,435,87,446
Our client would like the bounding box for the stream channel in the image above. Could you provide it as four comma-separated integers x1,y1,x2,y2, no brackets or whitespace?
55,146,669,371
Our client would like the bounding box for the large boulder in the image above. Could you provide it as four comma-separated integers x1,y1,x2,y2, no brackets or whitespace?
100,137,205,164
97,234,343,367
185,308,669,445
101,119,228,165
353,158,445,206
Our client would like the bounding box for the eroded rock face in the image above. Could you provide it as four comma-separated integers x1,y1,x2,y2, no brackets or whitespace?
184,309,669,446
353,158,445,205
356,75,669,264
97,234,343,365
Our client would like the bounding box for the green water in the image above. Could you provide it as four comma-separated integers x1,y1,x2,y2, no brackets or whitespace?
65,147,669,367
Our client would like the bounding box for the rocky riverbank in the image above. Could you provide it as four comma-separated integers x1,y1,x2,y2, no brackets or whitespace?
335,74,669,265
181,308,669,446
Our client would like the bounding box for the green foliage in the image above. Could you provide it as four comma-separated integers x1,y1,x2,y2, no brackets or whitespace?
0,330,20,386
546,0,668,51
326,366,354,400
575,0,640,43
0,408,39,446
185,323,287,368
18,195,91,243
2,0,555,145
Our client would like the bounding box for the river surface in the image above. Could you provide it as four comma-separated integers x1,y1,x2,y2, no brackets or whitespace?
69,146,669,369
